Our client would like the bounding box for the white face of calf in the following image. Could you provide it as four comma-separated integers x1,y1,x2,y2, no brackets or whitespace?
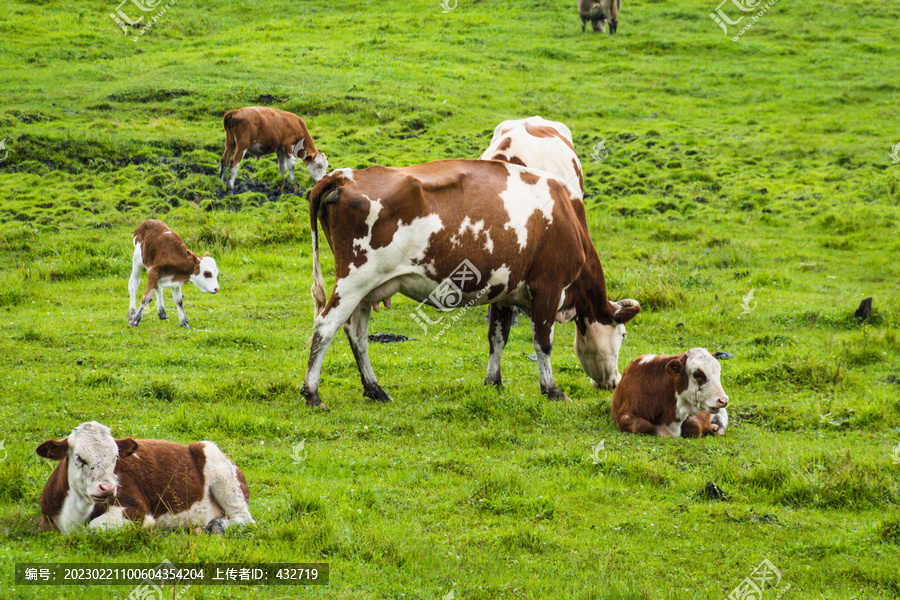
306,153,329,181
36,422,138,503
573,299,641,389
670,348,730,414
191,253,220,294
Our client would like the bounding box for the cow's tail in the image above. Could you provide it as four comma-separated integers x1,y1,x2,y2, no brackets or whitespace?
309,181,340,318
223,110,239,130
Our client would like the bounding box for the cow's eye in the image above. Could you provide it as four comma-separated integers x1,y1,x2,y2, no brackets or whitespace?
693,371,707,385
75,455,87,467
204,271,212,278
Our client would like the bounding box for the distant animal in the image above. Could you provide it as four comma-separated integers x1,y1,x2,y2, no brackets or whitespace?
128,219,219,328
36,421,255,533
611,348,730,437
480,116,584,201
578,0,621,34
219,106,328,191
301,159,640,408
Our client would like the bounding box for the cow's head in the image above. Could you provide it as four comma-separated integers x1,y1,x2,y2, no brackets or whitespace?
573,298,640,389
667,348,730,414
192,252,220,294
293,139,329,181
36,422,138,504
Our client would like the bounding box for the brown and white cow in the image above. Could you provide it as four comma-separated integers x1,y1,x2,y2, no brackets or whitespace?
480,116,584,202
301,159,640,408
37,421,255,534
578,0,621,34
219,106,329,191
128,219,219,328
611,349,730,437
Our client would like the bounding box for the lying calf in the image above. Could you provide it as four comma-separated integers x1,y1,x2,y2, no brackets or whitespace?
129,219,219,328
611,348,729,437
37,421,255,533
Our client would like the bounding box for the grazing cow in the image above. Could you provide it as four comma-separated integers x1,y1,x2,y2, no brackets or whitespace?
219,106,329,191
128,219,219,328
301,159,640,408
611,349,730,437
480,116,584,201
36,421,255,534
578,0,621,34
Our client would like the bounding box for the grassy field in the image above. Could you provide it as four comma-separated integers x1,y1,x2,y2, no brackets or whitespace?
1,0,900,598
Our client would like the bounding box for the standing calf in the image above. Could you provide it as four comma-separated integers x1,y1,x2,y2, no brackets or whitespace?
37,422,255,533
128,219,219,328
611,348,729,437
219,106,329,191
578,0,621,34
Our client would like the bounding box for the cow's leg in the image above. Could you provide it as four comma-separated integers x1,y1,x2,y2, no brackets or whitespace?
284,144,297,182
530,298,570,401
276,148,286,177
227,144,249,191
89,506,132,530
130,270,160,327
592,19,602,31
203,449,255,534
128,244,143,322
484,304,513,388
301,292,367,408
170,285,189,328
219,131,235,180
155,287,167,320
343,301,391,402
581,17,587,32
617,414,657,435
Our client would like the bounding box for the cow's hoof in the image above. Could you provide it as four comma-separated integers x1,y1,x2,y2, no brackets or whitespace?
302,388,328,410
158,312,167,321
544,387,572,402
205,518,228,535
363,384,392,403
484,377,504,390
180,320,190,329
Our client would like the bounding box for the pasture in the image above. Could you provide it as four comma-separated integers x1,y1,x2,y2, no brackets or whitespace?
1,0,899,598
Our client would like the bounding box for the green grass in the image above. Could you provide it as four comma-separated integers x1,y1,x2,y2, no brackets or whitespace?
2,0,900,598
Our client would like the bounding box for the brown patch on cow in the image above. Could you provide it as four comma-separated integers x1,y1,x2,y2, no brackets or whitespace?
39,456,69,531
518,170,542,186
491,154,509,162
222,106,319,162
572,157,584,195
506,156,526,167
134,220,202,282
611,354,691,435
682,412,717,437
523,122,576,153
497,138,512,151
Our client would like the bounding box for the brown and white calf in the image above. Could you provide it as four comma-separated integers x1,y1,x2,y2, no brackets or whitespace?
578,0,621,33
219,106,329,191
302,159,640,408
128,219,219,328
37,422,255,533
480,116,584,202
611,348,730,437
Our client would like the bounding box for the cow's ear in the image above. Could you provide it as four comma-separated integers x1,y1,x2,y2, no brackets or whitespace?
292,139,307,160
116,438,138,458
666,355,686,374
36,439,68,461
612,299,641,324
